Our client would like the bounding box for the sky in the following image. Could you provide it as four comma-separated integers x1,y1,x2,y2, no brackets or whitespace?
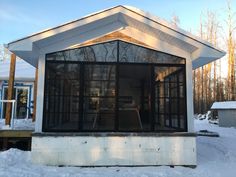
0,0,235,45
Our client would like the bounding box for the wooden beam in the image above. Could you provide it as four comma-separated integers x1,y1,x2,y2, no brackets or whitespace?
0,130,33,138
5,54,16,125
71,31,150,49
32,68,38,122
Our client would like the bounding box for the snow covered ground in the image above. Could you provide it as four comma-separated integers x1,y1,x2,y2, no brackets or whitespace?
0,119,236,177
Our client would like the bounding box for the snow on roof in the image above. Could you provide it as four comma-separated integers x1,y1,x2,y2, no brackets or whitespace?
0,58,35,81
211,101,236,110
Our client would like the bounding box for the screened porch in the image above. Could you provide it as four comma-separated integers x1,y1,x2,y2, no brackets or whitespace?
43,40,187,132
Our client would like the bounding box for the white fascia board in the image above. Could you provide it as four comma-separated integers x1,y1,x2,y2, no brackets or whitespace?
192,57,219,69
38,21,125,55
8,13,122,67
11,44,41,67
6,5,218,54
7,7,123,50
120,27,190,59
191,47,226,69
6,5,225,67
7,39,33,51
35,13,121,49
120,7,226,62
119,9,201,48
122,6,224,53
11,51,36,66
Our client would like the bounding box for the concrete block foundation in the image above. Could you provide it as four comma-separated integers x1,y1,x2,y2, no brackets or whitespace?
31,133,196,166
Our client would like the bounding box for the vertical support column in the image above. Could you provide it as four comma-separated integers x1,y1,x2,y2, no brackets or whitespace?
5,54,16,125
151,65,155,131
115,41,119,131
186,56,194,132
35,55,45,132
32,68,38,122
78,64,84,131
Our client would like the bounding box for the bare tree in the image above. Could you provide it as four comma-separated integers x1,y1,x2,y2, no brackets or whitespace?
171,13,180,27
0,45,10,61
194,10,221,113
226,1,236,100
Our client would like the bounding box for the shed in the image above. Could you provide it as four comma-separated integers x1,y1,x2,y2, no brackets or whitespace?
211,101,236,127
5,5,225,166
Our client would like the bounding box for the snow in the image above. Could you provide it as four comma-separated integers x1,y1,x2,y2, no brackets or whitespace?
195,111,212,120
0,119,35,130
0,120,236,177
0,58,35,81
211,101,236,109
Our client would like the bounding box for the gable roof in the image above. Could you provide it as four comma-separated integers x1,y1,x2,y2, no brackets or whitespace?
5,5,225,68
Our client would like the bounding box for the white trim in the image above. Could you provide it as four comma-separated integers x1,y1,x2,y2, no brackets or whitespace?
6,5,223,53
35,55,45,132
0,100,15,102
38,21,124,55
1,86,30,119
6,5,225,69
0,100,16,128
119,27,189,59
186,56,194,132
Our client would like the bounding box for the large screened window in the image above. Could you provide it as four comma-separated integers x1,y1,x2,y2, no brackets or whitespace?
46,41,117,62
83,64,116,131
43,40,186,132
43,63,80,131
154,67,186,131
46,40,184,64
119,41,184,64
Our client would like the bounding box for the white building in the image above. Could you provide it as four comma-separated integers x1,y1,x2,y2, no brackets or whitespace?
5,6,225,166
0,58,35,119
211,101,236,127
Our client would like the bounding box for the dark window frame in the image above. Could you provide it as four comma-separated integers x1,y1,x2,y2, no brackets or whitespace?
43,40,187,132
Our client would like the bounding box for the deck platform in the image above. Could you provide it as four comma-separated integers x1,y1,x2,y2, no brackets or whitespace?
0,130,33,151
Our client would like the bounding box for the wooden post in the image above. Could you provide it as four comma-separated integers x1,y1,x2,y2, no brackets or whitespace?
32,68,38,122
5,54,16,125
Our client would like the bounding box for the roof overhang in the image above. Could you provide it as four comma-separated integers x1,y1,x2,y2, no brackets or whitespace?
5,5,225,69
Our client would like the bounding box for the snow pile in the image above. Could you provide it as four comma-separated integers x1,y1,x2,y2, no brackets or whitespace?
194,111,218,125
0,119,35,130
195,119,236,176
0,120,236,177
194,111,212,120
0,149,31,168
